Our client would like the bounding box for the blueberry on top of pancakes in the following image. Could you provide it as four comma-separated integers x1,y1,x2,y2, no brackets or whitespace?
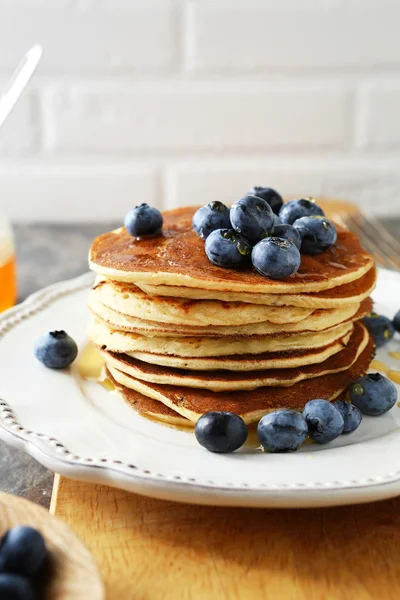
124,204,163,237
280,198,324,225
252,237,301,280
192,201,231,239
248,186,283,215
270,223,302,250
205,229,251,268
230,195,274,244
293,216,337,254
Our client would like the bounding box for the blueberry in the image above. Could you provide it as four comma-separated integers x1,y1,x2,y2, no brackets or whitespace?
257,410,308,453
251,237,301,280
248,186,283,215
303,399,344,444
124,203,163,237
192,201,231,239
270,223,302,250
349,373,397,416
272,214,282,227
34,331,78,369
205,229,251,268
230,195,274,244
195,412,248,453
279,198,324,225
362,312,395,348
334,400,362,434
393,309,400,333
0,526,47,578
0,574,36,600
293,216,337,254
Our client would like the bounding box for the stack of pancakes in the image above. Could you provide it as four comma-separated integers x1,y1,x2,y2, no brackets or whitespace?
88,206,376,427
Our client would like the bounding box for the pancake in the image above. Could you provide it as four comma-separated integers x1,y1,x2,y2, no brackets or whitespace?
103,322,368,391
125,328,353,371
137,266,377,309
89,290,372,337
107,334,374,424
89,206,373,294
107,369,190,427
88,317,354,357
91,280,314,326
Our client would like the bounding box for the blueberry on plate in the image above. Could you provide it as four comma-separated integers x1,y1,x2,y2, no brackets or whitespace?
205,229,251,268
0,526,47,577
334,400,362,434
271,223,302,250
252,237,301,280
293,216,337,254
303,399,344,444
362,312,395,348
0,573,36,600
248,186,283,215
393,309,400,333
349,373,397,416
34,331,78,369
124,203,163,237
195,412,248,453
257,410,308,453
230,195,274,244
192,201,231,239
279,198,324,225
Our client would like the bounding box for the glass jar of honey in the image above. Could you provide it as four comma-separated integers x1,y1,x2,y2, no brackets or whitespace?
0,216,17,312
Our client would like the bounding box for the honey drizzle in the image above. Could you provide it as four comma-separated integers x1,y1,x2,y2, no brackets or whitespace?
388,371,400,384
77,342,116,391
370,360,400,386
370,360,389,373
0,254,17,312
77,342,105,380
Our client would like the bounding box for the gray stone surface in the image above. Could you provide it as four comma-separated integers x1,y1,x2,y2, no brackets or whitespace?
15,223,117,302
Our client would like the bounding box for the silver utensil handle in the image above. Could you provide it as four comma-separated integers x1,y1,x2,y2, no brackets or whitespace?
0,44,43,129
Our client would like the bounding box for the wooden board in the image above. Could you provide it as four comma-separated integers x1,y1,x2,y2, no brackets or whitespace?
51,475,400,600
0,490,103,599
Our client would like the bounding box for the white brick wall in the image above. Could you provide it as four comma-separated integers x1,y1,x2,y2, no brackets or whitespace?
186,0,400,72
0,0,399,221
358,81,400,150
43,82,351,152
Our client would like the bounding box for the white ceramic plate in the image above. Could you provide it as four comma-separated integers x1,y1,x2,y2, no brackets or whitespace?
0,270,399,508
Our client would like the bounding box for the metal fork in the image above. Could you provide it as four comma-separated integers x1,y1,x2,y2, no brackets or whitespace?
332,210,400,271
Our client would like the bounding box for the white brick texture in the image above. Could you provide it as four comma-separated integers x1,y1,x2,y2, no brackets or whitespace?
0,0,399,220
359,82,400,150
186,0,400,72
0,1,177,73
0,91,39,155
0,163,157,221
43,82,350,152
